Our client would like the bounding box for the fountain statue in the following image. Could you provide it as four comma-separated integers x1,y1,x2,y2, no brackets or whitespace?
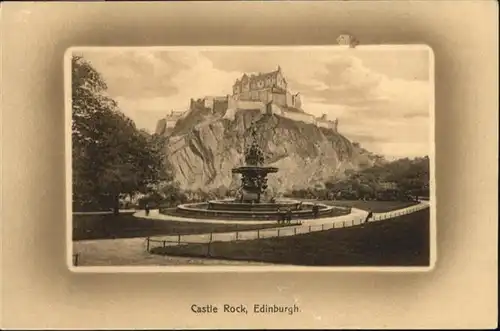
231,122,278,203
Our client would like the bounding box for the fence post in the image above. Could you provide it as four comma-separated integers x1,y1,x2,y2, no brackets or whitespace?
278,229,280,236
73,253,79,266
210,232,213,243
178,234,181,245
294,227,297,235
235,231,238,241
321,224,324,231
146,237,150,252
162,240,166,248
343,220,345,227
352,219,354,226
257,229,260,239
309,225,312,232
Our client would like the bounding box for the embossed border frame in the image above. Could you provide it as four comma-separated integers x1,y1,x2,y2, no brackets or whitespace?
2,1,498,329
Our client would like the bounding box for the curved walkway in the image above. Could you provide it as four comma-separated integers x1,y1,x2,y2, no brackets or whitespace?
134,209,281,225
143,201,430,246
133,206,365,225
72,201,430,266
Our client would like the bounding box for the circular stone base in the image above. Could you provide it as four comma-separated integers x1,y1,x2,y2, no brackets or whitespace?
161,199,348,222
207,198,302,212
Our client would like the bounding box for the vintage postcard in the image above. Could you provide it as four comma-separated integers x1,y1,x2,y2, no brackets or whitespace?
65,45,436,272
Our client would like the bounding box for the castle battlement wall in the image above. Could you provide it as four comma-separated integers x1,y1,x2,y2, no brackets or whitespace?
281,109,316,125
314,114,338,131
154,118,167,135
228,99,266,113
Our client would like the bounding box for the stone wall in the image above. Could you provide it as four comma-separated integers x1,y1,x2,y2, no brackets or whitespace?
230,100,266,112
203,97,214,109
213,99,228,114
265,102,283,115
166,119,178,128
286,91,293,106
154,118,167,135
316,119,336,130
281,110,316,124
271,93,287,107
160,95,338,137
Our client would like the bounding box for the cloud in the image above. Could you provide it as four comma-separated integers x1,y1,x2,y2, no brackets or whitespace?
80,49,243,126
74,47,432,159
80,50,188,99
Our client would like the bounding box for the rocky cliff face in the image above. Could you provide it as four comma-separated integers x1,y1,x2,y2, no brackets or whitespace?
161,108,378,194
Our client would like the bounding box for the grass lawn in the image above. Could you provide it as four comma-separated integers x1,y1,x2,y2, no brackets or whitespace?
315,200,420,213
151,209,430,267
73,213,293,241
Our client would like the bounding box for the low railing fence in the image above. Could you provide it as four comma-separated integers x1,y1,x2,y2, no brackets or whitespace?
145,203,430,253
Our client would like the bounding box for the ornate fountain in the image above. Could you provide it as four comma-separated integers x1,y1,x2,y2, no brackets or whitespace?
231,122,278,203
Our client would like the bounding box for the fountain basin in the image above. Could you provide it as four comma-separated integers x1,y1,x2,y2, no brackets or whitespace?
207,199,302,212
160,201,347,221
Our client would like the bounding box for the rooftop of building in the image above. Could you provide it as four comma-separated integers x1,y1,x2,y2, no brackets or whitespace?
234,66,286,86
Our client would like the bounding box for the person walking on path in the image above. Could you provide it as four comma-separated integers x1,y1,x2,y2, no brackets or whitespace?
312,204,319,218
364,209,373,223
286,208,292,224
145,202,150,217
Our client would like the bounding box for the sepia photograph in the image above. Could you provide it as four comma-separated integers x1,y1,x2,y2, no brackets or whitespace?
66,45,435,271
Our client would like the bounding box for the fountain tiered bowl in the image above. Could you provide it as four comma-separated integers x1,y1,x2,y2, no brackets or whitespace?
161,198,341,221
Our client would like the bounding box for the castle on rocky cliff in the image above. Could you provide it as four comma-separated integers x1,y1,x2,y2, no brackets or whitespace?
155,66,339,135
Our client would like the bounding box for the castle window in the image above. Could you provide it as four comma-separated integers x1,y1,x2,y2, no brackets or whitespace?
257,80,264,88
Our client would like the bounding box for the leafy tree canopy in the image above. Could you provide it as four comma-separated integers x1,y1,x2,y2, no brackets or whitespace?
72,55,170,212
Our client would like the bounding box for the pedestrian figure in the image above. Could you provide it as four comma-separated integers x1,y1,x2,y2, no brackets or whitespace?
312,204,319,218
145,202,150,217
286,208,292,224
280,208,286,224
364,210,373,223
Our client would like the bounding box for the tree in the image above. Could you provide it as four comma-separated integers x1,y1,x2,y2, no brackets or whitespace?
320,155,430,201
72,55,168,213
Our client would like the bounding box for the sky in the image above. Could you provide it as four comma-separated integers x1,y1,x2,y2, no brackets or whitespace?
76,46,432,160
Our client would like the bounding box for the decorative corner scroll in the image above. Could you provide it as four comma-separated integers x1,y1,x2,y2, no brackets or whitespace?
337,34,359,48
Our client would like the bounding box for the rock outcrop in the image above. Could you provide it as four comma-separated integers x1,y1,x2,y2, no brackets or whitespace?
158,107,379,194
